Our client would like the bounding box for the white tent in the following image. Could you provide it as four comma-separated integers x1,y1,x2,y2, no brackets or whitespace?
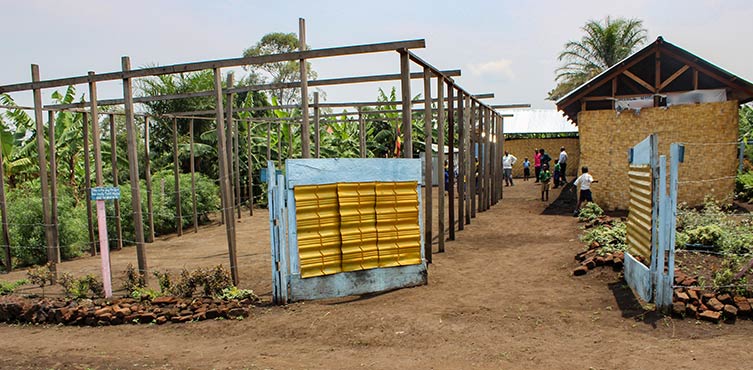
497,109,577,134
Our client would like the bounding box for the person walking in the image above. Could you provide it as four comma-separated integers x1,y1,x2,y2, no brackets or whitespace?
539,164,552,201
573,166,598,216
539,148,552,170
502,151,517,186
522,157,531,181
534,149,542,183
559,146,568,184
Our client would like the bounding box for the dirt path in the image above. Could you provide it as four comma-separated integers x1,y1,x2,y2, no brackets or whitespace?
2,182,753,369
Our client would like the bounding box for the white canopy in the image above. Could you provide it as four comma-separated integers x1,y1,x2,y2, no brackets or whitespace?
497,109,578,134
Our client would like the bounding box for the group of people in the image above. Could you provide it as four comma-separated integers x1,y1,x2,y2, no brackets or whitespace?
501,146,597,213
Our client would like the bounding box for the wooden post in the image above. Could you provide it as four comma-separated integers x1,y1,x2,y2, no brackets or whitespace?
172,117,183,236
477,106,485,212
485,108,492,210
189,119,198,233
109,114,123,249
0,145,11,272
225,73,237,220
122,56,148,280
48,110,60,261
447,82,455,241
213,68,239,285
470,101,477,218
234,116,242,219
144,116,155,243
247,120,254,216
464,96,471,224
314,92,320,158
499,116,504,201
399,49,412,158
422,67,433,264
83,111,96,254
358,109,366,158
299,18,311,158
456,92,465,231
497,115,504,202
436,77,445,253
30,65,56,273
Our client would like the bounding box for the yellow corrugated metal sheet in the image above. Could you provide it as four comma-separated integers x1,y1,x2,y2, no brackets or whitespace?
338,182,379,272
627,166,652,261
375,182,421,267
294,181,422,278
295,184,343,278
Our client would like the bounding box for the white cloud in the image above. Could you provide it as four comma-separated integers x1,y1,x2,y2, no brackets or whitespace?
468,59,515,81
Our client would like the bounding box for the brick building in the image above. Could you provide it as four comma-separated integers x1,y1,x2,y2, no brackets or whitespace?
556,37,753,210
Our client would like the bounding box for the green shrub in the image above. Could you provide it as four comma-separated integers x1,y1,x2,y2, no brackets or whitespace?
6,185,88,267
580,221,627,255
59,272,104,299
736,171,753,202
0,279,28,295
683,225,724,247
218,286,258,301
578,202,604,222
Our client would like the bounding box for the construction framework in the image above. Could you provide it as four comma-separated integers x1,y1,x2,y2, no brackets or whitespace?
0,19,508,285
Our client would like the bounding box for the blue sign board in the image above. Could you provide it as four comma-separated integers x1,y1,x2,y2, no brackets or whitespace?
91,187,121,201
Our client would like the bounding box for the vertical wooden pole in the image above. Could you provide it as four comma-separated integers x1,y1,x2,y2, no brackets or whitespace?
358,109,366,158
0,146,11,272
213,68,239,285
299,18,311,158
144,116,155,243
172,117,183,236
485,108,492,210
399,49,412,158
497,115,505,202
447,82,455,241
89,73,104,187
234,117,242,219
225,73,237,220
470,101,477,218
83,111,96,254
422,67,433,264
30,65,56,272
189,119,198,233
313,92,320,158
109,114,123,250
499,116,504,201
457,91,465,232
247,120,254,216
48,110,60,261
477,107,485,212
464,96,471,224
436,77,445,253
122,56,147,280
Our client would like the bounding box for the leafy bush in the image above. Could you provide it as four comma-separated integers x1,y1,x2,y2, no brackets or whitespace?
131,287,161,301
171,265,233,298
59,273,104,299
6,185,89,267
683,225,724,247
218,286,259,301
121,263,145,293
580,221,627,255
578,202,604,222
736,171,753,202
0,279,28,295
26,263,55,296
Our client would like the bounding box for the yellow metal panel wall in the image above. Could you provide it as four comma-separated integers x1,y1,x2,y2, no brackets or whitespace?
626,165,652,261
295,184,343,278
338,183,379,272
375,182,422,267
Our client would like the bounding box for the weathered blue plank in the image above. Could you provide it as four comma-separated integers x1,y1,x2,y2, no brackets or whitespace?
289,264,428,301
286,158,422,187
624,251,652,302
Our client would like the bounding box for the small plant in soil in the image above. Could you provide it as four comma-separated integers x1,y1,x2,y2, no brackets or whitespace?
122,263,145,293
580,221,627,256
578,202,604,222
0,279,28,295
59,273,104,299
218,286,259,301
153,270,172,295
26,263,55,297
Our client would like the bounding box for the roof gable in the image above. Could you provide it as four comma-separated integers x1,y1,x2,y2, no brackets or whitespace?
555,37,753,124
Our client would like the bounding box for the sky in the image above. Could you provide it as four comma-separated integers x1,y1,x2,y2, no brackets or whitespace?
1,0,752,112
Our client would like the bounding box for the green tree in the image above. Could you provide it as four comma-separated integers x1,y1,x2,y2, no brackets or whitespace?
242,32,317,105
548,17,647,101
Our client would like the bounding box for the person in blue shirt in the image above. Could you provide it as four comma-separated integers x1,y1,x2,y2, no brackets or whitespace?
522,157,531,181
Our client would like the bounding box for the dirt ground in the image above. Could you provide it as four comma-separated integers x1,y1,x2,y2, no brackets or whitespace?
2,181,753,369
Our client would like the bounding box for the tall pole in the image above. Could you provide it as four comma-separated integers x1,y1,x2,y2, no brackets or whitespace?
225,73,237,220
83,111,96,254
447,82,455,241
30,65,56,274
436,77,445,253
313,92,320,158
213,68,239,285
299,18,311,158
48,110,60,261
422,67,433,264
400,49,412,158
122,56,148,280
144,116,155,243
189,119,198,233
172,117,183,236
457,91,464,231
109,114,123,249
0,146,11,272
464,96,472,224
247,120,254,216
358,109,366,158
470,101,477,218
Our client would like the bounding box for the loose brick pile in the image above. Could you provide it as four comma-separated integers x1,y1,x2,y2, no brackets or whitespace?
671,271,751,324
0,295,254,326
573,244,624,276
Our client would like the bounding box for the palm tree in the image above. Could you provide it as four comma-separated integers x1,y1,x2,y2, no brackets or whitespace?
548,17,647,100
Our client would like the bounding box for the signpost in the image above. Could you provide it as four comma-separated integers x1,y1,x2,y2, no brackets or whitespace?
91,186,120,298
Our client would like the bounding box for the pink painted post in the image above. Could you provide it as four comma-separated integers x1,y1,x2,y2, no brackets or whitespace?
96,200,112,298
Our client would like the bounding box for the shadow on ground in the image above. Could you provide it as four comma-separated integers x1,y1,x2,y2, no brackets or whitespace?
608,281,665,328
542,182,577,215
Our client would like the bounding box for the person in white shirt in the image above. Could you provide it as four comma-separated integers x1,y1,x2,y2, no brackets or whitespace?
502,151,517,187
558,146,568,184
573,166,598,216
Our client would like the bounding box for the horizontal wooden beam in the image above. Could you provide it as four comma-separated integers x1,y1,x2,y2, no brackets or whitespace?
0,39,426,93
491,104,531,109
45,69,462,110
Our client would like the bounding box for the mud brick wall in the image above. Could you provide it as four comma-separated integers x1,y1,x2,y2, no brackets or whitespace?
502,137,580,178
578,101,739,210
